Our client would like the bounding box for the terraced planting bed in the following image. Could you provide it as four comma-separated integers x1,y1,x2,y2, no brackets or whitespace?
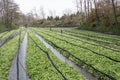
0,30,25,80
0,29,21,42
27,32,86,80
49,28,120,51
0,27,120,80
32,28,120,80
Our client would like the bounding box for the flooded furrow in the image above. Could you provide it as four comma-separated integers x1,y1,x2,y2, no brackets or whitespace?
9,32,30,80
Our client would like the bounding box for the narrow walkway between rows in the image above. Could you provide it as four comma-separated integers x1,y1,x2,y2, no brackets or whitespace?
8,32,29,80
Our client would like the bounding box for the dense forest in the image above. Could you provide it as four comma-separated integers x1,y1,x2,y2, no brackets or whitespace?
0,0,120,34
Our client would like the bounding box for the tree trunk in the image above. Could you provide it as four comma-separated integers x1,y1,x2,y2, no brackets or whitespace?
94,0,100,26
87,0,90,17
84,0,87,20
80,0,84,24
111,0,118,26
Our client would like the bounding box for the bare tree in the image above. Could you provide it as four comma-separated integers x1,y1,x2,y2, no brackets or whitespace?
32,7,39,19
87,0,90,17
49,10,56,18
63,9,72,16
39,7,46,19
79,0,84,24
0,0,4,21
76,0,79,12
0,0,19,28
84,0,87,19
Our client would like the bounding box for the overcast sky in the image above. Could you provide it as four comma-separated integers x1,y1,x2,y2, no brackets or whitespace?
14,0,77,17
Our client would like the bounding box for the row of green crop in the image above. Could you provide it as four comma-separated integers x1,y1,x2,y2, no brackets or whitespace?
50,28,120,41
26,32,86,80
66,29,120,40
65,29,120,43
0,27,25,42
42,32,120,62
33,28,120,79
0,31,8,38
34,28,120,61
0,29,22,42
0,31,25,80
39,28,120,52
63,31,120,48
64,30,120,45
48,28,120,50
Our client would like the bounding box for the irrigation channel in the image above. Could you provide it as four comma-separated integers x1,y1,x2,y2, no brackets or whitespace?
33,31,98,80
9,32,29,80
0,31,22,47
